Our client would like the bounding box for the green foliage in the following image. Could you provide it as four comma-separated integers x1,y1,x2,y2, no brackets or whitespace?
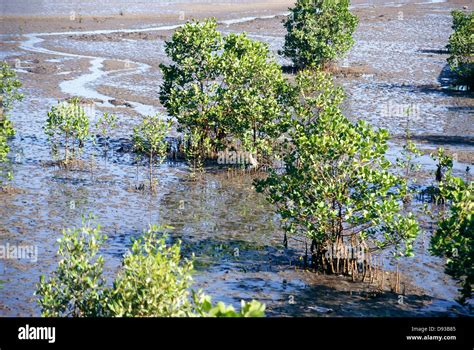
281,0,358,69
158,20,221,176
0,61,23,118
36,215,107,317
0,61,23,184
44,98,90,163
219,33,289,158
96,112,117,135
430,175,473,304
255,69,420,268
193,294,266,317
132,115,171,190
159,19,222,154
96,112,117,154
37,219,265,317
447,10,473,87
396,108,423,203
397,138,422,180
183,128,211,179
431,147,454,183
108,225,195,316
160,19,289,165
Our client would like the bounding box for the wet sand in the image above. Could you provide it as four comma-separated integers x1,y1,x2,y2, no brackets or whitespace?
0,0,473,316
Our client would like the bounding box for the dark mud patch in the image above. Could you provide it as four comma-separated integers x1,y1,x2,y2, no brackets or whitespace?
66,96,104,104
0,187,25,195
102,59,135,71
409,135,474,147
177,229,470,317
40,158,95,171
329,63,375,78
97,85,162,110
109,98,132,108
267,276,460,317
27,63,57,75
1,0,473,317
72,31,170,42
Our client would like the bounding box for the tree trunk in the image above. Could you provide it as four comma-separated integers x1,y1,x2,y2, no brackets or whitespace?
149,150,153,191
65,132,69,163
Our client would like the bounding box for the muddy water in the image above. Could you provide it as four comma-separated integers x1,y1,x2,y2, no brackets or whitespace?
1,1,473,316
0,0,453,17
1,0,285,16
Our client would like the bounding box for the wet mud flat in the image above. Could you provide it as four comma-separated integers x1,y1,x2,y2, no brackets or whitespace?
0,1,473,316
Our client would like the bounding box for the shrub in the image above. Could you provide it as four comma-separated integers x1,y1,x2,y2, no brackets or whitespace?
0,61,23,184
159,19,222,154
431,147,454,183
281,0,358,69
95,112,117,157
193,295,266,317
255,69,420,276
36,218,107,317
447,10,474,87
160,19,289,165
44,98,90,164
430,174,473,305
182,128,211,179
219,33,289,160
132,115,171,190
108,226,195,316
0,61,23,120
37,218,265,317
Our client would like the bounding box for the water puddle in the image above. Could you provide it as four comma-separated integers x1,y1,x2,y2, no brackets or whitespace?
1,1,472,316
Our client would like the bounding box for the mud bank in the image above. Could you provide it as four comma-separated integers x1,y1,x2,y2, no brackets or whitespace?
0,0,473,316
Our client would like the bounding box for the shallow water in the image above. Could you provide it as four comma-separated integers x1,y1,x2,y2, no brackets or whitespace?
0,1,473,316
1,0,452,16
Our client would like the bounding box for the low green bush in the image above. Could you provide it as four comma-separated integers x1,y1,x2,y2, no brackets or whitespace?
0,61,23,184
255,69,420,275
281,0,358,69
44,98,90,164
159,19,289,166
37,217,265,317
132,115,171,190
430,173,473,305
447,10,473,87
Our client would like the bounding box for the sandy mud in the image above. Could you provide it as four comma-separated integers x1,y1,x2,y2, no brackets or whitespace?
0,0,472,316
